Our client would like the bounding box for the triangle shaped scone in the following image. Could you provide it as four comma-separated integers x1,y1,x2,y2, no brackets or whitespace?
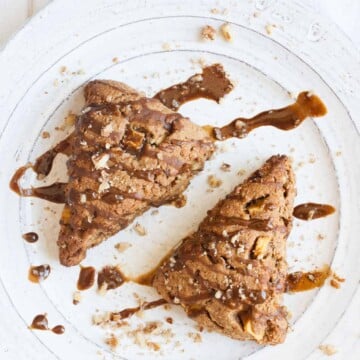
153,155,295,345
58,80,217,266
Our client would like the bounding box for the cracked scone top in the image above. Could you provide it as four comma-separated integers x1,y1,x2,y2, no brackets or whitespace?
153,155,296,345
58,80,216,266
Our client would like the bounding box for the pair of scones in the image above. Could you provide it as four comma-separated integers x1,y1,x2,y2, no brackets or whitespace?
27,65,317,344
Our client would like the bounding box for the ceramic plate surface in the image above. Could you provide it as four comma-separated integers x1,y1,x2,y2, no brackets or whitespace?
0,1,359,359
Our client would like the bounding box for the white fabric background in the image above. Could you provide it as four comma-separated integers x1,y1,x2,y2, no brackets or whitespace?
0,0,360,49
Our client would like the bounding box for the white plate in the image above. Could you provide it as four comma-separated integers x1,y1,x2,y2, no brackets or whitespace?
0,1,359,359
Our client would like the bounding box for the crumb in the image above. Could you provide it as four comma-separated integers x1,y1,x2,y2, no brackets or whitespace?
64,113,76,127
114,242,132,253
308,154,316,163
162,43,172,51
41,131,50,139
105,334,118,349
187,332,202,343
72,291,82,305
53,79,59,87
151,210,159,216
335,151,342,157
190,57,206,67
112,57,119,63
253,12,260,18
237,169,246,176
265,24,276,35
165,317,173,324
146,341,160,351
210,8,220,14
201,25,216,40
59,66,67,75
317,233,325,241
220,163,231,172
207,175,222,188
330,279,340,289
289,147,295,153
98,282,108,296
220,23,233,42
134,223,147,236
332,272,345,283
163,304,171,311
319,344,337,356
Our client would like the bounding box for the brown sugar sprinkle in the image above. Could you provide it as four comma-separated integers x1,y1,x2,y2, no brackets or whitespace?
41,131,50,139
220,163,231,172
165,317,173,324
319,344,337,356
207,175,222,188
201,25,216,40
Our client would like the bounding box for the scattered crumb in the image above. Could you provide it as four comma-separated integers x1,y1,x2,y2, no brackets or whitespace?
332,272,345,283
41,131,50,139
220,23,233,42
201,25,216,40
146,341,160,351
220,163,231,172
64,113,76,127
210,8,228,15
98,282,108,296
253,12,260,18
265,24,276,35
190,57,206,67
134,223,147,236
335,151,342,157
207,175,222,188
112,57,119,63
72,291,82,305
59,66,67,75
151,210,159,216
53,79,59,87
187,332,202,343
330,279,340,289
237,169,246,176
319,344,337,356
308,154,316,163
162,43,172,51
317,233,325,241
114,242,132,253
105,333,118,349
165,317,173,324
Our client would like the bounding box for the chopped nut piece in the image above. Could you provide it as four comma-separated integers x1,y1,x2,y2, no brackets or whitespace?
319,344,337,356
201,25,216,40
114,242,132,253
252,236,270,259
134,223,147,236
207,175,222,188
92,153,110,170
220,23,233,42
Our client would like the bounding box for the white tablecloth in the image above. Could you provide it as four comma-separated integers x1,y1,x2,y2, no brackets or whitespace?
1,0,360,49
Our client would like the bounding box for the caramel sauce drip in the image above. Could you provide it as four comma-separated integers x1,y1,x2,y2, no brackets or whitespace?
110,299,167,321
286,266,330,292
77,266,96,290
207,91,327,140
22,232,39,243
97,266,126,290
28,265,51,283
293,203,335,220
154,64,233,110
30,314,65,335
33,134,73,177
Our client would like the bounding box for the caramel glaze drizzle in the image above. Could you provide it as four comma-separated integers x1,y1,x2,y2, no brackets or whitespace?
153,63,234,110
30,314,65,334
110,299,167,321
293,203,335,221
204,91,327,140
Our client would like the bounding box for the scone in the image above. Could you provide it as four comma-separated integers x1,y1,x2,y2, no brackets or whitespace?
153,155,295,345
